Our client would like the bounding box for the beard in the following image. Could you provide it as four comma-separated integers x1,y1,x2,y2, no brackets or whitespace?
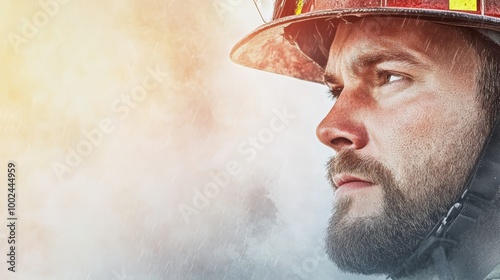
325,123,489,275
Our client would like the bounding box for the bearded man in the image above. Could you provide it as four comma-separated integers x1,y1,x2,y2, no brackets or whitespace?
231,1,500,279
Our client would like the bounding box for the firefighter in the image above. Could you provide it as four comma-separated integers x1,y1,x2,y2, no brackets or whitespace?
231,1,500,279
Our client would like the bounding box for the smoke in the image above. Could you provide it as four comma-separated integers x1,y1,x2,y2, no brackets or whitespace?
0,0,381,279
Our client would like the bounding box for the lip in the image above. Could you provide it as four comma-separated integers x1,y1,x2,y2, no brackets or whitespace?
332,174,373,191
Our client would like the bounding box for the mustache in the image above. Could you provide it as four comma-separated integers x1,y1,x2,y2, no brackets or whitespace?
326,150,394,190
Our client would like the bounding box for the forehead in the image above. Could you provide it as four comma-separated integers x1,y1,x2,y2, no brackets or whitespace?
326,17,474,73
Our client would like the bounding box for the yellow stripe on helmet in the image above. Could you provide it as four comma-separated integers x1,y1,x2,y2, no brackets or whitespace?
295,0,304,15
449,0,477,11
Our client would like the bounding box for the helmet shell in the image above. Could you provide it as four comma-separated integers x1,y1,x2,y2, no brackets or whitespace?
231,1,500,83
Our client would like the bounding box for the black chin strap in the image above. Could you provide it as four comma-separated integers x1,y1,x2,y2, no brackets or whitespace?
388,120,500,279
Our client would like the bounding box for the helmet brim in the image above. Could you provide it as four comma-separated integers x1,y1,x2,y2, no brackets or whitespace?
230,8,500,84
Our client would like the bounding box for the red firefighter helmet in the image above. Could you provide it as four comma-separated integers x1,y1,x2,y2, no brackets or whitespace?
231,0,500,83
231,2,500,279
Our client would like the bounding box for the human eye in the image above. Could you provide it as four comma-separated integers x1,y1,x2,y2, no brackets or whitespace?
377,71,408,84
372,68,414,98
327,87,343,101
385,73,405,84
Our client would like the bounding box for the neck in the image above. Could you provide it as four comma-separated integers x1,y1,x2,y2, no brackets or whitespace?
398,197,500,280
449,197,500,279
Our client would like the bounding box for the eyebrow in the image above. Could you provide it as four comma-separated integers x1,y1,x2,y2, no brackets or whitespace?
323,50,428,85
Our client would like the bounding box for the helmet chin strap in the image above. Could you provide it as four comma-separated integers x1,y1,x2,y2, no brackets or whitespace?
477,29,500,46
388,119,500,279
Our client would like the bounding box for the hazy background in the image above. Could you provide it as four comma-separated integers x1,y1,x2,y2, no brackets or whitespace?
0,0,383,279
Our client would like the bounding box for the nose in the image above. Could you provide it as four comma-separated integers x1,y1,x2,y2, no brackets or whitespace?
316,94,369,152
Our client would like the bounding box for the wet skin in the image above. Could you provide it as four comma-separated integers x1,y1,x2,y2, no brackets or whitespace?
316,17,485,219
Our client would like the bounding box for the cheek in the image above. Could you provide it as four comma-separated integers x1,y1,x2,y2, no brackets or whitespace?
367,92,474,183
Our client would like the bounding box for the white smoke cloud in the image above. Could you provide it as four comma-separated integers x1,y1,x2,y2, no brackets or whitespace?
0,0,383,279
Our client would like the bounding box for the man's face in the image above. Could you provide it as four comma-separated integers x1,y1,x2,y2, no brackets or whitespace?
318,17,490,274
